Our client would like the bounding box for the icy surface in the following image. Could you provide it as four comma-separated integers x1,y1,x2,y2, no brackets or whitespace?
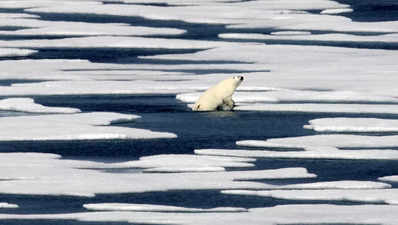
0,98,80,113
306,117,398,132
84,203,247,212
0,21,185,36
0,112,176,141
0,203,18,209
2,205,398,225
0,48,37,57
237,103,398,114
222,189,398,205
0,153,315,196
93,154,256,172
241,135,398,148
1,0,398,224
196,147,398,160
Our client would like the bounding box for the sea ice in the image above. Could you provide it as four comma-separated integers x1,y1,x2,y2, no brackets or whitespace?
0,21,185,37
0,203,18,209
0,112,176,141
1,204,398,225
195,147,398,160
0,152,315,196
306,117,398,132
84,203,247,212
0,48,37,57
251,134,398,148
0,98,80,113
94,154,256,172
236,103,398,115
222,189,398,205
320,8,354,14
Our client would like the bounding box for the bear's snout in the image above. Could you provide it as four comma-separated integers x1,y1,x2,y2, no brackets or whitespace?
240,76,244,81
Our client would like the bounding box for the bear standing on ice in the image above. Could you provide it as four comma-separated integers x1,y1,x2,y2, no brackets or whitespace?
192,76,244,111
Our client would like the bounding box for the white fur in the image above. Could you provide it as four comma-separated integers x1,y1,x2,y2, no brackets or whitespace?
192,76,244,111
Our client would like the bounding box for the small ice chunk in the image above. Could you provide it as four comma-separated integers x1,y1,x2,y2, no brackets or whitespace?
321,8,353,15
270,31,312,36
0,48,37,57
0,202,18,208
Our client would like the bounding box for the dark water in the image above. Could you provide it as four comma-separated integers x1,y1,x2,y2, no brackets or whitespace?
0,1,398,225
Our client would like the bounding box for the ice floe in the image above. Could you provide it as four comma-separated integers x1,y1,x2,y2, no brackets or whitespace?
147,44,398,96
240,135,398,148
379,175,398,184
0,98,80,113
25,0,347,25
0,203,18,209
1,204,398,225
222,189,398,205
0,152,315,196
0,19,185,37
306,117,398,132
195,147,398,160
320,8,354,15
220,33,398,47
236,103,398,115
0,112,176,141
84,203,247,212
94,154,256,172
0,48,37,57
0,36,238,50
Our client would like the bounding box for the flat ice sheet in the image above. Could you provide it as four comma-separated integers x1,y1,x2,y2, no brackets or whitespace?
223,189,398,205
0,98,80,113
306,117,398,132
93,154,256,172
195,147,398,160
84,203,246,212
1,205,398,225
0,153,315,196
236,103,398,115
0,112,176,141
0,48,37,57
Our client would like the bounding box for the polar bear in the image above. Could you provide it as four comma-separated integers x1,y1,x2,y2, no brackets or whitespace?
192,76,244,111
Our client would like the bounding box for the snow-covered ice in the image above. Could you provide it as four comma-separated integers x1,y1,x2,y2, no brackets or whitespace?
306,117,398,132
0,98,80,113
0,112,176,141
96,154,256,172
0,48,37,57
84,203,247,212
196,147,398,160
1,205,398,225
222,189,398,205
0,152,315,197
239,134,398,148
0,203,18,209
237,103,398,115
1,0,398,224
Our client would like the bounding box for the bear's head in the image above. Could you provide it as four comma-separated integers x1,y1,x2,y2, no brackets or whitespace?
232,75,244,88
